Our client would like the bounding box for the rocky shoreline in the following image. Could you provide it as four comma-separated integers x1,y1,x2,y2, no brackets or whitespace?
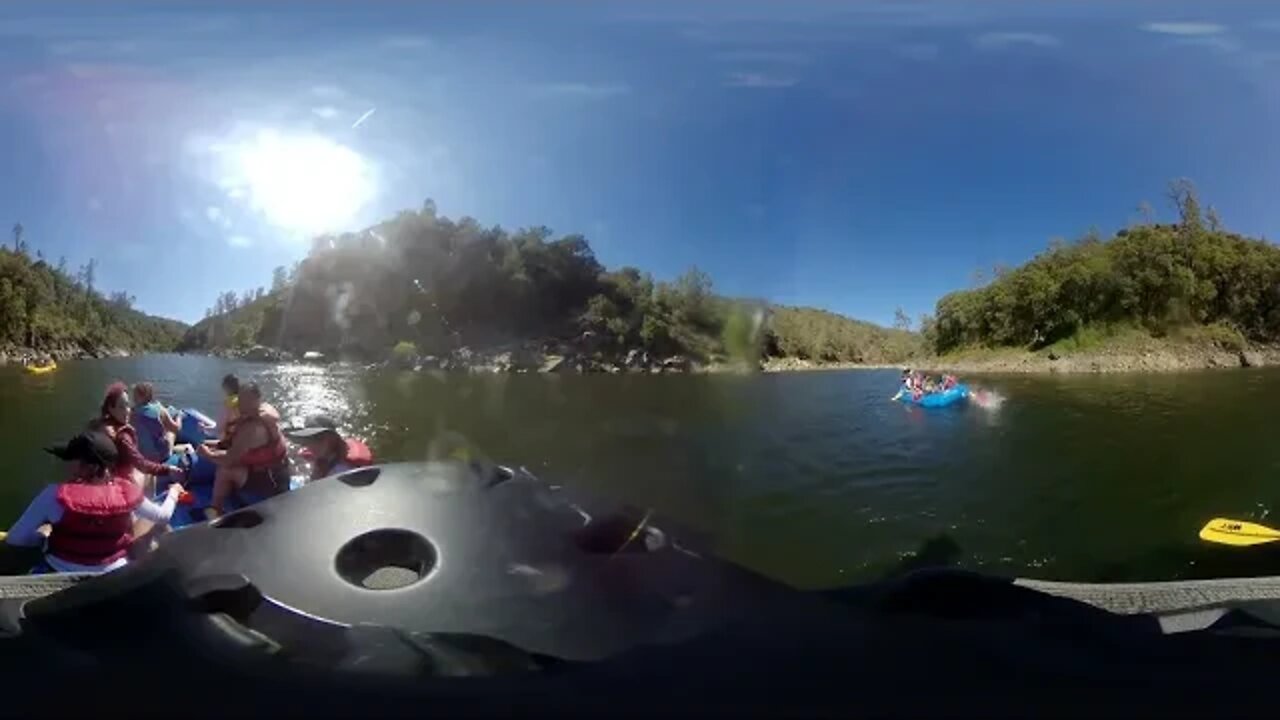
386,345,706,375
197,338,1280,376
0,344,132,365
208,340,712,374
924,344,1280,375
759,357,904,373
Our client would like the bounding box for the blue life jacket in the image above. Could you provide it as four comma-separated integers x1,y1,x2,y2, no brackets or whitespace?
130,402,173,463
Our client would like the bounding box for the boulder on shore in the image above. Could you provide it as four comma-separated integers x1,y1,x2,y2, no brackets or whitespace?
660,355,692,373
243,345,283,362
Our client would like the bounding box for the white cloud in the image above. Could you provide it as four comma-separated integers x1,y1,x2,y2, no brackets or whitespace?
531,82,630,98
973,32,1061,50
725,72,798,88
380,34,430,50
311,105,339,119
713,50,811,65
1181,34,1241,54
64,63,113,79
227,235,252,248
9,72,47,90
0,11,235,41
896,43,940,62
1140,22,1226,36
48,39,138,56
311,84,345,99
205,205,231,228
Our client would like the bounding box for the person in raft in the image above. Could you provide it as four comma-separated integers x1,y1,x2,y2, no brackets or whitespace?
197,381,290,519
130,382,184,463
205,373,281,447
215,373,241,441
4,430,185,573
285,415,374,481
94,382,185,493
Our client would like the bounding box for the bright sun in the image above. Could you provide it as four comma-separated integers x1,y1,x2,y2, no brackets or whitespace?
221,129,376,236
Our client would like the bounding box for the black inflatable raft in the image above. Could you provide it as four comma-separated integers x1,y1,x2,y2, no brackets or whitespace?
4,461,1280,718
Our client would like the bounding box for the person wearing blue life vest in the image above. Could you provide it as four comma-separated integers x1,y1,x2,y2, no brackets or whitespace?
130,382,183,464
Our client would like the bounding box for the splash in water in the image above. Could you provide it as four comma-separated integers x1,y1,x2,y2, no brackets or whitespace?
969,388,1006,411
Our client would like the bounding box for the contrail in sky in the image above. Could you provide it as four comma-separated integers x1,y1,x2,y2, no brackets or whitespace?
352,107,376,129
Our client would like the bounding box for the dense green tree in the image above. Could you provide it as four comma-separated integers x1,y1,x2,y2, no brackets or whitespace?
0,241,184,354
932,184,1280,354
271,266,288,293
893,307,911,331
183,201,921,364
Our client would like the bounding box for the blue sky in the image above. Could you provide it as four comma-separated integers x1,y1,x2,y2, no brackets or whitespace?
2,1,1280,326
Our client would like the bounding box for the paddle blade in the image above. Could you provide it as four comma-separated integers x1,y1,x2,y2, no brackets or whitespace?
1199,517,1280,547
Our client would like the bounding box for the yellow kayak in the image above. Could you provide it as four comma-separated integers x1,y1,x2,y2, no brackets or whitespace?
25,363,56,375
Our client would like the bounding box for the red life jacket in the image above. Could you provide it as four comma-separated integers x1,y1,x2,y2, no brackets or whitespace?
305,438,373,480
345,439,373,466
233,412,288,469
47,479,143,567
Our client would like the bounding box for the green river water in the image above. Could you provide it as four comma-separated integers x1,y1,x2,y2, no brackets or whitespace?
5,354,1280,588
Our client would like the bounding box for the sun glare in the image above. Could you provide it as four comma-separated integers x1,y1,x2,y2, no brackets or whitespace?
217,129,376,236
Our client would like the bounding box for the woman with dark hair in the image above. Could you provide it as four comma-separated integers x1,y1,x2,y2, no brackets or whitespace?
96,382,185,491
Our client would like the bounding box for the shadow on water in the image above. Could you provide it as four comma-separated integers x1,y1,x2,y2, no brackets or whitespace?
1087,542,1280,584
852,531,1280,588
878,534,964,580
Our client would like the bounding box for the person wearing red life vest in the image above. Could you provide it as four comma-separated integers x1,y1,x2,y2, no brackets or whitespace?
4,430,185,573
197,381,290,519
200,374,280,452
284,415,374,482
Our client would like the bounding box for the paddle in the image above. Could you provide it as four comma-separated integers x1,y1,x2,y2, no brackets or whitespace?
1199,517,1280,547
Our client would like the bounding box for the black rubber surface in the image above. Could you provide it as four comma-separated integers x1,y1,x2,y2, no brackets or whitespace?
4,462,1280,718
137,461,794,662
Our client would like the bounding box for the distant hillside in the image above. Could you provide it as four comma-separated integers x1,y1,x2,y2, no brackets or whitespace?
0,242,186,359
180,201,920,368
765,306,923,364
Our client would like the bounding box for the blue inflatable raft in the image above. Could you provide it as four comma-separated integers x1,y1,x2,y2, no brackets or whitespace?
896,384,970,408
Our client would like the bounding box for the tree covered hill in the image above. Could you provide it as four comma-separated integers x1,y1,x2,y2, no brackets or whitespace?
179,200,922,367
0,228,186,358
765,306,922,364
927,181,1280,357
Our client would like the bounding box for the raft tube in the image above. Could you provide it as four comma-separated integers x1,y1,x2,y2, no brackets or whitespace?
157,460,270,529
897,384,970,408
173,407,217,447
9,464,1280,717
